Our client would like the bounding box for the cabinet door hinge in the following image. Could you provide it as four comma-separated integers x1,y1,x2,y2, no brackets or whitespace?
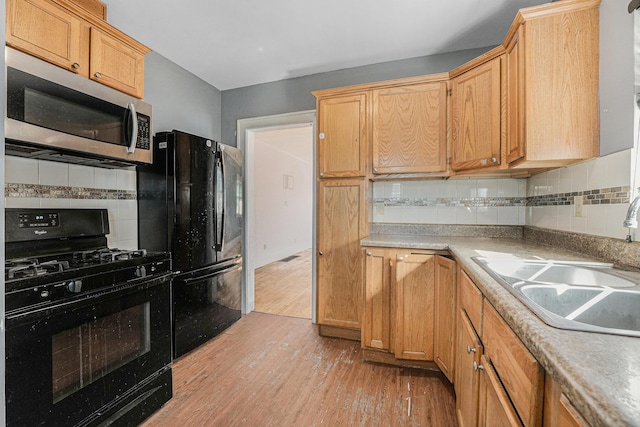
447,88,452,96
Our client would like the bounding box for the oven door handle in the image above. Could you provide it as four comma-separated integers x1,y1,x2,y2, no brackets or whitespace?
181,263,240,284
125,103,138,153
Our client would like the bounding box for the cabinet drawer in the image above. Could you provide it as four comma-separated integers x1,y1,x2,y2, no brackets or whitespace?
459,269,483,335
483,301,543,427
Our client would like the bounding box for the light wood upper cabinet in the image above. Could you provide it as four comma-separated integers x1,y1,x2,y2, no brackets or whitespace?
317,179,367,333
505,26,525,164
504,0,600,168
89,27,145,97
6,0,150,98
394,252,435,361
316,93,368,178
434,255,457,382
450,55,504,172
6,0,87,75
372,81,448,175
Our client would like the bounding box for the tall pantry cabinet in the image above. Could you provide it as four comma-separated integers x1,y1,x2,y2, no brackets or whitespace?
314,91,369,339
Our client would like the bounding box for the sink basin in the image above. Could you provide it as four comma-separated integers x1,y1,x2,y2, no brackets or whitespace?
473,257,640,337
517,284,603,317
482,259,636,288
571,291,640,332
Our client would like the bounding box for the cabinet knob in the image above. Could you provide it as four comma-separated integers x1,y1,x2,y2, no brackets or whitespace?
373,168,378,173
366,251,372,256
319,132,325,140
491,157,498,163
319,172,324,177
466,346,477,354
473,361,484,372
318,251,324,256
94,72,102,79
397,256,404,262
71,62,80,70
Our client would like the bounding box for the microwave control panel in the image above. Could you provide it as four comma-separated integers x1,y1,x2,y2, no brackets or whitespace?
136,113,151,150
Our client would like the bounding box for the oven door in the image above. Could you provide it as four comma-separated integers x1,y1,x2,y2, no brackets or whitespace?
5,274,172,427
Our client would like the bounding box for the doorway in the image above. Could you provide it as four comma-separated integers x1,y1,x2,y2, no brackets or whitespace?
237,111,316,321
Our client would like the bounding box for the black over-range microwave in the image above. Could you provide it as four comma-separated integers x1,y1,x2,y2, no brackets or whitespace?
5,46,153,167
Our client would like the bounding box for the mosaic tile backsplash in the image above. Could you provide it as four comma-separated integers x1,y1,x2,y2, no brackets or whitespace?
373,149,634,240
5,148,636,244
4,156,139,250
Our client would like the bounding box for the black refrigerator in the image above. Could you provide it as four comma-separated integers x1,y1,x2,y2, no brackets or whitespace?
137,130,243,359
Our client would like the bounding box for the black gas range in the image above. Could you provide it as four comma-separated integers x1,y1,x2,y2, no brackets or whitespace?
5,208,173,427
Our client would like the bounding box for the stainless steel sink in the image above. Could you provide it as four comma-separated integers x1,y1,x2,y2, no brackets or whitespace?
473,257,640,337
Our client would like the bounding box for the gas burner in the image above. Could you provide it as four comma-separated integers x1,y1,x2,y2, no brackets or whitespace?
6,259,70,280
73,248,149,264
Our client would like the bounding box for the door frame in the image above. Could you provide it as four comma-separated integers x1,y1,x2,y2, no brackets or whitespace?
237,110,317,321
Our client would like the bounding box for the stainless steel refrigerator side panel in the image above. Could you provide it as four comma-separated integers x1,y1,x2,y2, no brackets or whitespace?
217,142,243,264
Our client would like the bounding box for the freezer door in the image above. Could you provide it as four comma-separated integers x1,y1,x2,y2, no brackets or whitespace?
216,143,243,262
172,260,242,359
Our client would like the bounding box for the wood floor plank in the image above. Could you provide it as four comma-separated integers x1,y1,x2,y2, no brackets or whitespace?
142,312,457,427
254,249,312,318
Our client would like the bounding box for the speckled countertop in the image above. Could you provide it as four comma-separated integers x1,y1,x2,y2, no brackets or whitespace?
361,233,640,427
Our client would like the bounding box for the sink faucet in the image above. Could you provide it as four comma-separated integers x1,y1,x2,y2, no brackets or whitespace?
624,187,640,242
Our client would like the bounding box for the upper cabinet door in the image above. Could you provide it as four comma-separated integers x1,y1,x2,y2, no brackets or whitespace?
372,82,447,174
317,93,367,178
90,27,146,98
505,26,525,165
6,0,88,76
451,57,503,172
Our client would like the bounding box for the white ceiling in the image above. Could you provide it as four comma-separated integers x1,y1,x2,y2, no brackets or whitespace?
101,0,548,91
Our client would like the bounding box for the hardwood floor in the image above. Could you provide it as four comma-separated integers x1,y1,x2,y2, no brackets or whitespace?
254,248,312,319
141,312,458,426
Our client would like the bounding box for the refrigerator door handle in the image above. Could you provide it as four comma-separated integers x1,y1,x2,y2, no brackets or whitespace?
214,147,225,252
181,263,240,284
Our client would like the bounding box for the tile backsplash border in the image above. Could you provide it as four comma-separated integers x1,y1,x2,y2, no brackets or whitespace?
5,183,137,200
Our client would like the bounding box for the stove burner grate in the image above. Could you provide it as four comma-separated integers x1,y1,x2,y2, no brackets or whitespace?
6,259,71,279
73,248,148,263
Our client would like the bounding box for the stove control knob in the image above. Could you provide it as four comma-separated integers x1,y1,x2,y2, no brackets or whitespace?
135,266,147,278
67,280,82,293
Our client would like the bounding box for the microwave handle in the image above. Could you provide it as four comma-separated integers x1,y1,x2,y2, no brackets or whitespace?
125,103,138,153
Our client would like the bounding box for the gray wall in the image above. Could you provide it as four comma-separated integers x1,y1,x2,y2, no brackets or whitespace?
599,0,634,156
221,47,491,146
145,52,222,141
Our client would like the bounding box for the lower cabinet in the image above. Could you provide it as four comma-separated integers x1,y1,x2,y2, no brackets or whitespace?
317,179,367,339
478,355,523,427
362,248,455,367
455,309,483,427
543,373,590,427
455,268,543,427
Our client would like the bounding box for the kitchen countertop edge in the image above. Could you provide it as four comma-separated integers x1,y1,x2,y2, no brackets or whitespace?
361,234,640,427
